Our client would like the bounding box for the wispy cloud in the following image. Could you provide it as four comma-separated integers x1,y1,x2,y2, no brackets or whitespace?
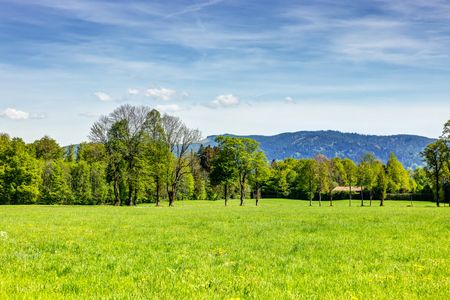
127,88,139,95
94,92,113,102
164,0,224,18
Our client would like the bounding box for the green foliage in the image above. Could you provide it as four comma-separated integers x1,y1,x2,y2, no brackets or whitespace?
210,138,238,200
249,151,270,203
421,139,449,205
376,165,388,204
386,153,411,193
413,167,431,193
70,161,92,204
89,162,109,204
0,138,41,204
214,136,266,205
40,160,72,204
32,136,64,160
297,159,318,205
267,160,293,197
77,143,107,163
178,171,195,200
141,110,172,205
314,154,330,204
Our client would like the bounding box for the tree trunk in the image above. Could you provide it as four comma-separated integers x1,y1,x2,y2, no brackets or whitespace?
240,181,245,206
224,183,228,207
360,187,364,207
330,192,333,206
168,183,177,207
349,185,352,207
168,190,174,207
132,188,138,206
319,192,322,207
155,178,160,207
309,191,313,206
370,190,373,207
255,185,260,206
436,174,440,207
127,181,134,206
113,177,120,206
380,194,384,206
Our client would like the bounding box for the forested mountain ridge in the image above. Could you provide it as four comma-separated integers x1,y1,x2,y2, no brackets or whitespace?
202,130,435,169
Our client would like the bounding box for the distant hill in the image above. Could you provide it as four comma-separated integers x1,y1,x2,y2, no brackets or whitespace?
202,130,435,169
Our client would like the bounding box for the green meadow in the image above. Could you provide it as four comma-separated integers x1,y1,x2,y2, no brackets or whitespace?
0,199,449,299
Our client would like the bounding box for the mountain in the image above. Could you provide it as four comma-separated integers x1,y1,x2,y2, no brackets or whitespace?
202,130,435,169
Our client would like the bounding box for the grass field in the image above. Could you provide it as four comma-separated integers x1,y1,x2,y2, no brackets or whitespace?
1,199,449,299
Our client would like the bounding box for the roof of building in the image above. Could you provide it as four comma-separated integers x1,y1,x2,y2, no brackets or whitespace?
332,186,363,192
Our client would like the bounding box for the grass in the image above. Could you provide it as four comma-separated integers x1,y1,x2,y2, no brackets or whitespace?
0,199,449,299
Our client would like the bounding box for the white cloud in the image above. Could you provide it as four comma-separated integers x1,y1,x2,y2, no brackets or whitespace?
210,94,240,108
155,104,182,113
128,88,139,95
145,87,176,100
0,108,30,120
284,96,295,104
94,91,113,102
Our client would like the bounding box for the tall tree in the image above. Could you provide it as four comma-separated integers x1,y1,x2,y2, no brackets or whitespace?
314,154,330,206
326,158,338,206
342,158,357,206
358,153,378,206
298,159,318,206
376,165,388,206
141,110,171,206
90,105,151,206
250,151,270,206
215,136,261,206
386,152,411,194
210,142,237,206
421,140,448,207
105,120,128,206
162,115,201,206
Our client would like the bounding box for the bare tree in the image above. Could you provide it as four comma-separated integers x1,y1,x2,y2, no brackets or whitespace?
162,115,201,206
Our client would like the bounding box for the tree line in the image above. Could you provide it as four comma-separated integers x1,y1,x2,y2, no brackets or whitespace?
0,105,448,207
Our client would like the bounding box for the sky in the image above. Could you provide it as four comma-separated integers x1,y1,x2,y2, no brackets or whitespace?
0,0,449,145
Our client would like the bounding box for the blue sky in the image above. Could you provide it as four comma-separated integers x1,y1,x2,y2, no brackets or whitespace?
0,0,449,145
